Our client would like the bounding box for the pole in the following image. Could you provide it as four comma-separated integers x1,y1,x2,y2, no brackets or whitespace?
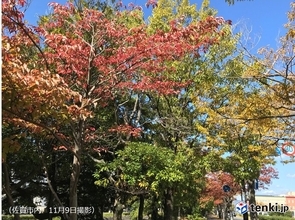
243,212,249,220
243,181,249,220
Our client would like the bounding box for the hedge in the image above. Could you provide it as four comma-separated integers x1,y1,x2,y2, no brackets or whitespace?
258,215,294,220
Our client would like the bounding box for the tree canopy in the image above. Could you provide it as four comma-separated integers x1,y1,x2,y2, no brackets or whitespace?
2,1,294,220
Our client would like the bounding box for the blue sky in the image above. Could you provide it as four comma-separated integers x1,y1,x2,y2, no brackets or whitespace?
23,0,295,195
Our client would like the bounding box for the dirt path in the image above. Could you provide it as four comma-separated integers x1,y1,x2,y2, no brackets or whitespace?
207,215,220,219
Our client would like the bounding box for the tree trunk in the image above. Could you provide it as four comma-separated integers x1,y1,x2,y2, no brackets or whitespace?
173,206,180,220
69,143,81,220
97,204,104,220
48,152,57,220
243,213,249,220
151,195,158,220
113,198,123,220
3,162,21,220
217,204,222,219
138,195,145,220
164,188,174,220
222,202,227,220
248,180,257,220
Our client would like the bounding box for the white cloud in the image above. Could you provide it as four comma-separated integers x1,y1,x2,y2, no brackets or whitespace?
287,173,295,178
257,187,291,196
258,189,276,195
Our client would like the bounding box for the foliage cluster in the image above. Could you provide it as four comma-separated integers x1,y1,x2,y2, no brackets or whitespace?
2,0,295,220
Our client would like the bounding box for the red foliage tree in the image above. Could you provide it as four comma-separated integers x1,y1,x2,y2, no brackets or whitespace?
258,165,279,189
201,171,240,206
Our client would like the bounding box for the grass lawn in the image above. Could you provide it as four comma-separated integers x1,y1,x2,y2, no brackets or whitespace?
103,212,131,218
103,212,113,218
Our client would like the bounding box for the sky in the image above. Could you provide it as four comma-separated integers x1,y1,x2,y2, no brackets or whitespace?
23,0,295,196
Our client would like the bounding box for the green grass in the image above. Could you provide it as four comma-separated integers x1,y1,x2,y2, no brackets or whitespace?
103,212,113,218
103,212,130,218
258,215,294,220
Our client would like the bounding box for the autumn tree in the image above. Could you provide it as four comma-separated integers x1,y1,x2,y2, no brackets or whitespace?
180,2,288,220
246,2,295,156
247,165,279,220
202,9,295,218
2,0,228,219
200,171,240,219
210,2,295,165
121,0,235,219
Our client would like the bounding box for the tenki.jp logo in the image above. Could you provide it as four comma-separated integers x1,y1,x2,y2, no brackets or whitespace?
235,202,289,214
249,203,289,213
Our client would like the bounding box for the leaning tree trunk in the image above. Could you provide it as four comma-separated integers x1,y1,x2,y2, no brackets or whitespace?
164,187,174,220
3,162,21,220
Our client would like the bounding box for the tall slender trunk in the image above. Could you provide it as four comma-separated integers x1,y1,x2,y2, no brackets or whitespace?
242,180,249,220
222,202,227,220
69,143,81,220
217,204,222,219
48,189,53,220
151,195,158,220
48,152,57,220
164,188,174,220
138,194,145,220
69,119,83,220
3,162,21,220
248,180,257,220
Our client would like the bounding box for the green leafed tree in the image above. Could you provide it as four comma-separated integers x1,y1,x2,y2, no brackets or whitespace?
94,141,212,220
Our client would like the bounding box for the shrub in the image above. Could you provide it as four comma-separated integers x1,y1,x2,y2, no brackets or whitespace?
284,211,294,218
258,215,294,220
187,213,206,220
